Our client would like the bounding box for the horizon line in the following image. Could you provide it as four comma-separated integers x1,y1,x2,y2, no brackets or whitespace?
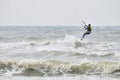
0,25,120,27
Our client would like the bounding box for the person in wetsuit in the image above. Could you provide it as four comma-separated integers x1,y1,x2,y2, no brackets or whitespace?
81,24,92,40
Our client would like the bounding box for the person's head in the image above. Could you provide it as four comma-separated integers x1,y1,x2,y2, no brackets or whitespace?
88,24,91,27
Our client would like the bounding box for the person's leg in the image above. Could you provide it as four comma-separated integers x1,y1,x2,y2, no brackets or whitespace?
83,32,87,39
81,33,86,40
81,31,90,40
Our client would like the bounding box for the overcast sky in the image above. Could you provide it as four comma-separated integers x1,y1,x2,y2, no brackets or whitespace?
0,0,120,26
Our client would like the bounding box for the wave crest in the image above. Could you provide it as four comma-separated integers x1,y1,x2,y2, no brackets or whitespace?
0,60,120,76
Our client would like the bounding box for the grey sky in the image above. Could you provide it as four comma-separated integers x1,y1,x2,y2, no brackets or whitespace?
0,0,120,26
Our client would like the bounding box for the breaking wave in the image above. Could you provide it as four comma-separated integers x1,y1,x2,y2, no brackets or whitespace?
0,59,120,76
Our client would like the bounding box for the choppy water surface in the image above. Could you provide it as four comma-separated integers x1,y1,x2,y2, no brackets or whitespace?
0,26,120,80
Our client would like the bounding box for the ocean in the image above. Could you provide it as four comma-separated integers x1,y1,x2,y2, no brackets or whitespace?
0,26,120,80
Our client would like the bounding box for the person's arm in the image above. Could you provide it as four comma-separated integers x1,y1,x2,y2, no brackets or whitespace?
84,25,88,29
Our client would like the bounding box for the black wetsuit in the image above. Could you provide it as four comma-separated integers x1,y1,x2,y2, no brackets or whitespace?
81,25,91,39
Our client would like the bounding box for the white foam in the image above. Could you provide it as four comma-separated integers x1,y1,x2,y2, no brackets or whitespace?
80,58,92,64
0,34,119,60
0,75,120,80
